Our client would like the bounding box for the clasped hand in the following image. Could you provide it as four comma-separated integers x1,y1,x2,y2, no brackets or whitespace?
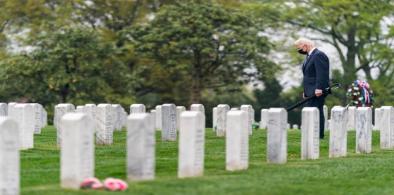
303,89,323,99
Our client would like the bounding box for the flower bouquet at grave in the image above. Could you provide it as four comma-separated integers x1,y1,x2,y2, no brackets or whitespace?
346,80,373,107
80,177,128,191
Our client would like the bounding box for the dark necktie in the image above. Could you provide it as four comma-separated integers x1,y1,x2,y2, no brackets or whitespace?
302,54,309,69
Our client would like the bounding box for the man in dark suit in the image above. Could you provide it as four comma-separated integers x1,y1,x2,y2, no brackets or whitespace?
295,38,330,139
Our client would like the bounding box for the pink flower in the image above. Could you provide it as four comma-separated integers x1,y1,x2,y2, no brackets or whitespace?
80,177,103,190
358,80,370,89
116,179,128,191
103,178,128,191
103,178,118,191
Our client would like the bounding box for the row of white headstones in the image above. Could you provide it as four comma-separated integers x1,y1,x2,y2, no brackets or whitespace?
0,102,393,194
261,105,385,131
0,103,47,149
0,102,48,195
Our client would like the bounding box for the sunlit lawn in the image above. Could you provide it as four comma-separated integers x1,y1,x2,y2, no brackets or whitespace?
21,126,394,195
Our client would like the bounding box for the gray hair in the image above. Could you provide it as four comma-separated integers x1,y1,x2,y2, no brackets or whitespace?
294,38,315,47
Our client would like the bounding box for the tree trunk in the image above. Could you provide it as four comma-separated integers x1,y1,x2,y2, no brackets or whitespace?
342,27,358,87
190,50,203,104
60,83,69,103
362,65,373,81
342,49,357,86
190,78,202,104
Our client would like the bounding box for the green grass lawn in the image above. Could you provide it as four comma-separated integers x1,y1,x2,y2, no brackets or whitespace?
21,126,394,195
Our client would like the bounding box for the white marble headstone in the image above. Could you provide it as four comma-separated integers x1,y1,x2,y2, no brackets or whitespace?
380,106,394,149
83,104,97,132
7,103,17,117
190,104,205,113
150,110,156,128
120,108,128,129
9,104,35,150
178,111,205,177
212,107,217,132
75,106,85,113
83,104,96,120
259,109,269,129
127,113,155,181
216,104,230,137
323,105,328,130
54,103,75,145
301,107,319,160
96,104,114,145
329,106,347,158
240,105,253,135
190,104,206,129
112,104,123,131
54,103,75,128
267,108,287,164
6,103,16,120
0,103,7,116
30,103,43,134
226,110,248,171
110,105,118,131
374,107,382,131
161,104,177,141
327,119,331,131
346,106,356,131
356,107,372,153
41,108,47,129
176,106,186,131
155,105,162,130
251,108,255,123
60,113,94,190
130,104,146,114
0,117,20,195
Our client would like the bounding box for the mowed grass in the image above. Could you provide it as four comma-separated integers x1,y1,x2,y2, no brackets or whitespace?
21,126,394,195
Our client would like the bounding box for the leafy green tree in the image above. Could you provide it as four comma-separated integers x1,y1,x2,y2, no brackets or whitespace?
250,0,394,96
0,28,131,105
0,0,75,46
124,2,276,104
291,1,393,84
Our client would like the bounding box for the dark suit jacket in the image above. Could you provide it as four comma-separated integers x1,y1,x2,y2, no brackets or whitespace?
302,48,330,97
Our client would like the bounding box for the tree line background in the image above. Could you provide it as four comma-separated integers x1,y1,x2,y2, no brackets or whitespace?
0,0,393,125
